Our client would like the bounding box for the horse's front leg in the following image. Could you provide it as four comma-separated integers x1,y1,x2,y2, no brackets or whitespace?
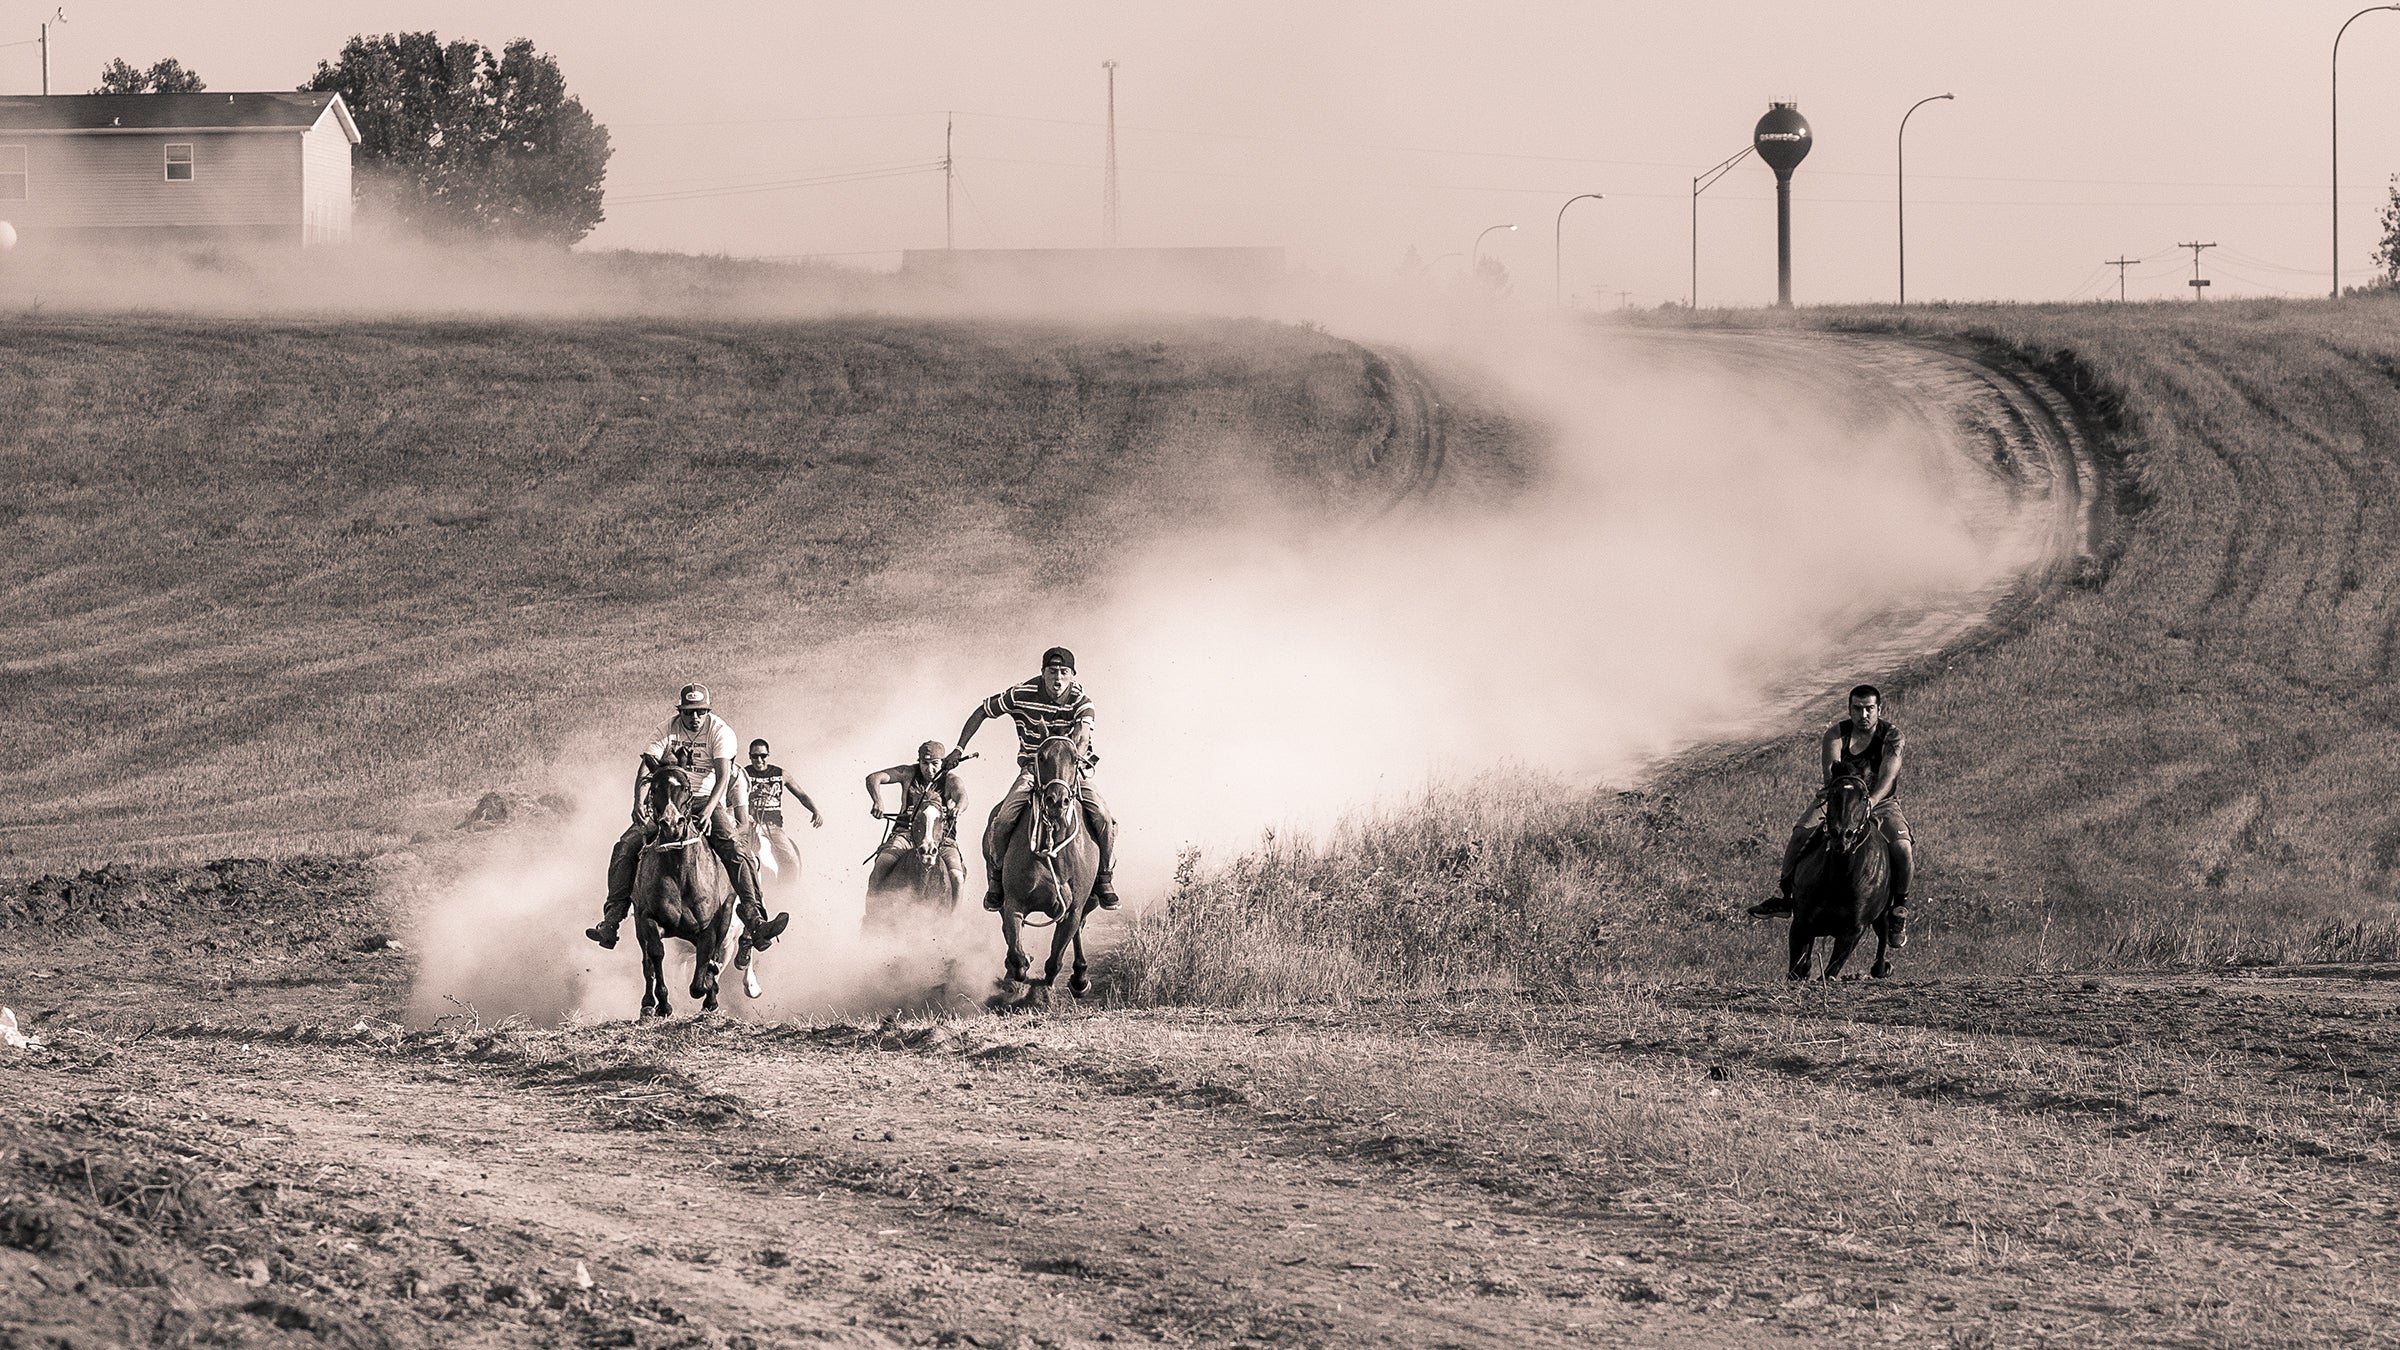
1068,918,1090,999
1870,923,1892,980
638,920,670,1018
1787,923,1814,982
999,897,1029,985
694,909,732,1010
1822,926,1865,980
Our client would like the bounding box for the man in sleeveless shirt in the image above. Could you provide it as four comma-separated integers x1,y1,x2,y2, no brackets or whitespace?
865,740,969,896
584,684,791,952
1747,684,1916,944
741,738,821,873
946,646,1121,913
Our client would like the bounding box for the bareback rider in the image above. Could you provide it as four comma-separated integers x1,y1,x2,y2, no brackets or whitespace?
947,647,1121,912
742,738,822,871
1747,683,1916,944
585,684,792,951
864,740,969,893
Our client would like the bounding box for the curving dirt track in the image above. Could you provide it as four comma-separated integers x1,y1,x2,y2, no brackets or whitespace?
9,331,2392,1350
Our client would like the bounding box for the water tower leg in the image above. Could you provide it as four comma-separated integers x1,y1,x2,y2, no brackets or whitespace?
1776,179,1793,308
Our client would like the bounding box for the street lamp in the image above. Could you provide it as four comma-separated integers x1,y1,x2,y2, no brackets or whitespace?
2333,6,2400,297
1897,93,1953,306
1554,193,1604,305
1472,223,1517,281
1690,144,1755,309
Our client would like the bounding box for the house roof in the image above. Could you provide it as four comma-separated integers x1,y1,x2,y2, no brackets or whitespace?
0,92,358,142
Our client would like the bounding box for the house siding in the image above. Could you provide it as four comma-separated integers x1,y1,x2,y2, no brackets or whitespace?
5,131,302,235
300,108,353,245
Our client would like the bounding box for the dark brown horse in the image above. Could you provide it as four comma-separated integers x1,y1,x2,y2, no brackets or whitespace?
994,735,1101,1009
632,765,762,1017
865,790,964,931
1787,768,1898,981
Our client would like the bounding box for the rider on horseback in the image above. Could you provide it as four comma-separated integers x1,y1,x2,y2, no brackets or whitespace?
585,684,792,952
947,646,1121,913
864,740,968,893
1748,684,1916,945
742,738,822,871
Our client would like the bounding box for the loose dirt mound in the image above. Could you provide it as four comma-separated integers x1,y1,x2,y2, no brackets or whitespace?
0,856,380,939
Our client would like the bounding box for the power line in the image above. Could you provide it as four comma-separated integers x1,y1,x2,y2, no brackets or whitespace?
610,161,945,206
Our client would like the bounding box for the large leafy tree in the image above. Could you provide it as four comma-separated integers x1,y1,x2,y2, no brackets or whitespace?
303,33,611,245
93,58,206,94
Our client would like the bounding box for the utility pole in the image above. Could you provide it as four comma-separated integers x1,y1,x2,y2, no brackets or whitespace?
40,9,64,97
2105,256,2140,303
2178,240,2216,300
1101,60,1120,246
943,111,954,250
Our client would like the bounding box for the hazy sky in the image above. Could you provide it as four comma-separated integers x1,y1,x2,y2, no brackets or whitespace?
8,1,2397,305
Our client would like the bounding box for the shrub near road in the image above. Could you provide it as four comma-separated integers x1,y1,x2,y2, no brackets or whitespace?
0,316,1495,873
1123,301,2400,997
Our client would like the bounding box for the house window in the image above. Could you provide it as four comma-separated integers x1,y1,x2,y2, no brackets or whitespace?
0,146,25,201
164,143,193,181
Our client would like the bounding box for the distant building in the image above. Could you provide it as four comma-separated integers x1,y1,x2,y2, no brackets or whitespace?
900,247,1286,302
0,92,360,247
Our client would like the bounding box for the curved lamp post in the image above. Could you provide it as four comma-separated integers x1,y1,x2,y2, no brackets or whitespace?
1554,193,1604,305
1690,145,1755,309
2334,6,2400,298
1897,93,1953,306
1473,223,1518,277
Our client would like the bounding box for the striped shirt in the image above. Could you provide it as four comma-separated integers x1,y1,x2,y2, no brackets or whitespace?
983,678,1096,768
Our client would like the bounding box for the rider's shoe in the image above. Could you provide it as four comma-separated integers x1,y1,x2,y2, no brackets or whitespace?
1746,894,1796,918
982,887,1004,913
585,923,619,950
1092,881,1122,911
748,911,791,950
1886,904,1910,948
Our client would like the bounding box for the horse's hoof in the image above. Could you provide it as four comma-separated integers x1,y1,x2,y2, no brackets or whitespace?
1871,961,1892,979
1068,974,1090,998
703,994,719,1012
744,971,763,999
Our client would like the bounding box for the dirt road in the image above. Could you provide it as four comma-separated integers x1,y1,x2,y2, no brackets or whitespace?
8,902,2398,1348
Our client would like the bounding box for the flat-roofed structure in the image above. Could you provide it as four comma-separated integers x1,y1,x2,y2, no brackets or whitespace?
0,91,360,247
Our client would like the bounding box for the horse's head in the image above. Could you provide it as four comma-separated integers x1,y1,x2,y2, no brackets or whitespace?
1034,735,1084,832
1824,769,1875,852
909,797,947,860
645,763,702,835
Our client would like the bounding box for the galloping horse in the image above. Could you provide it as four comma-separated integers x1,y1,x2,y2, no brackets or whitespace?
1787,768,1898,981
865,792,964,930
995,735,1101,1008
632,764,764,1017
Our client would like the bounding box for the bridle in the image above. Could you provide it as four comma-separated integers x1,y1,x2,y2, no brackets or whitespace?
644,768,705,853
1825,772,1876,854
1021,735,1086,928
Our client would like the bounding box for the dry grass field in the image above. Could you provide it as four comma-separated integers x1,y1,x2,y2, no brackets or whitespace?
12,300,2400,1348
0,314,1496,872
1117,299,2400,1003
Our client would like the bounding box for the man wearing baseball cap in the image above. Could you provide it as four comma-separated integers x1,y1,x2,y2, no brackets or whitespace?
585,683,791,951
947,646,1120,912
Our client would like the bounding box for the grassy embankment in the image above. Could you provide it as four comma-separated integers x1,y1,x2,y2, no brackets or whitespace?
0,316,1509,873
1117,299,2400,1002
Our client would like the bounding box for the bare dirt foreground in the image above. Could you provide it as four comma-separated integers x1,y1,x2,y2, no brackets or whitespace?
5,864,2398,1349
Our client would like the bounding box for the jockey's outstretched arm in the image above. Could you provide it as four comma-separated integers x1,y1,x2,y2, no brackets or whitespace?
864,766,903,817
1818,725,1844,783
791,786,824,827
949,708,989,764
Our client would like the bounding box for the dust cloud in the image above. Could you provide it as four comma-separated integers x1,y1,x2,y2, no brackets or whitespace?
46,245,2038,1023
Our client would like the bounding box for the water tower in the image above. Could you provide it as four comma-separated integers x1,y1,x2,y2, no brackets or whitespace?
1753,102,1813,307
